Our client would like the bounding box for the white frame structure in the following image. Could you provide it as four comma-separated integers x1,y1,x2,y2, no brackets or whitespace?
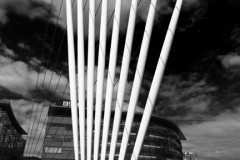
66,0,183,159
77,0,86,160
66,0,79,160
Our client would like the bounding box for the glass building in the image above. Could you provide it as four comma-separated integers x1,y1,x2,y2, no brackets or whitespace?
42,100,186,160
0,101,27,160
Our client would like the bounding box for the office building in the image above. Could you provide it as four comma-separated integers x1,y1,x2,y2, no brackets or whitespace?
42,100,186,160
0,101,27,160
183,152,199,160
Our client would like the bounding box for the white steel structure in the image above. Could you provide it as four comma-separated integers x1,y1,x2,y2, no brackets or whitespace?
66,0,183,159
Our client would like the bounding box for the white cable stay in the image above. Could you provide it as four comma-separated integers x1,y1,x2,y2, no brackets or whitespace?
77,0,86,159
87,0,95,159
64,0,183,160
109,0,139,159
100,0,123,160
66,0,79,159
94,0,108,160
130,0,183,159
118,0,157,159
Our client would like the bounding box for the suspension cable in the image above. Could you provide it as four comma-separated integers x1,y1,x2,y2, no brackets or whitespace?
26,0,65,155
24,0,54,155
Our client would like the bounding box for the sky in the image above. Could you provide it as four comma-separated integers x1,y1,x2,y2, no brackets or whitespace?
0,0,240,159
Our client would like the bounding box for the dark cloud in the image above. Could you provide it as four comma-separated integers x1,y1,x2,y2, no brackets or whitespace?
0,1,68,72
216,54,240,79
30,88,62,102
137,71,240,122
154,74,217,116
0,0,56,23
0,86,26,99
160,0,240,75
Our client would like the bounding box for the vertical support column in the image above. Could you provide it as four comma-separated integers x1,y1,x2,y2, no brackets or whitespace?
87,0,95,159
108,0,139,159
130,0,183,159
117,0,157,159
78,0,86,159
94,0,108,160
100,0,123,159
66,0,79,160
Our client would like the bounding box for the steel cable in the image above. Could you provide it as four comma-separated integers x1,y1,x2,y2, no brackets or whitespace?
26,0,65,155
24,0,54,155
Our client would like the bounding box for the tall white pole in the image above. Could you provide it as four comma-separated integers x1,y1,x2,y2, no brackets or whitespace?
87,0,95,159
94,0,108,159
100,0,123,159
66,0,79,159
78,0,86,159
117,0,157,159
108,0,139,159
130,0,183,159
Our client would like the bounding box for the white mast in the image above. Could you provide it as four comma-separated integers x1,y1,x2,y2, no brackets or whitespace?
130,0,183,159
66,0,79,159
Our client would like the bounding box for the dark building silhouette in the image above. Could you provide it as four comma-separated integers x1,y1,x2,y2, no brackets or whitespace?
0,101,27,160
42,100,186,160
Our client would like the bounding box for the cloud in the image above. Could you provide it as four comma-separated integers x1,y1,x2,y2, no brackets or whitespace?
0,44,16,57
0,55,14,64
0,0,54,23
218,54,240,68
18,42,30,50
182,0,201,10
176,0,206,33
29,57,42,66
230,26,240,46
185,95,211,112
0,52,69,100
0,9,8,24
42,0,201,39
0,42,135,107
149,74,217,117
1,99,32,125
181,107,240,160
217,54,240,77
0,0,203,44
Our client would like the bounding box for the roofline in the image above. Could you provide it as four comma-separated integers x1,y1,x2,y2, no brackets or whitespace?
134,111,186,140
50,100,186,140
0,101,27,135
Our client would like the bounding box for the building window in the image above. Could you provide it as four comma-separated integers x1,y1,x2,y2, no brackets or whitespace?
62,147,74,151
46,135,52,138
64,135,73,142
53,135,64,142
44,147,62,153
65,124,72,130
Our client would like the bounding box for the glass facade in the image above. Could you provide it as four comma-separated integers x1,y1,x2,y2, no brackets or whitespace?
0,102,26,160
42,102,185,160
